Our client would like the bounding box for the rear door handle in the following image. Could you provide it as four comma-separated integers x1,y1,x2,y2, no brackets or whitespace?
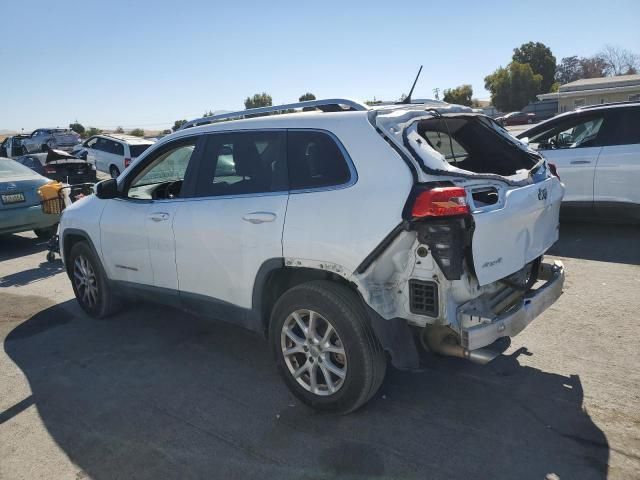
148,212,170,222
242,212,276,224
570,160,591,165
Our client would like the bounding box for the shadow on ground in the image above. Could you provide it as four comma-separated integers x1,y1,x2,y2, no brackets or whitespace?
0,233,49,262
0,260,64,287
3,296,609,480
549,222,640,265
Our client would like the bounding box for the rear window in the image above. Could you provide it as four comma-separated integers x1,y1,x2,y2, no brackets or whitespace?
0,158,36,177
129,144,151,157
417,116,538,176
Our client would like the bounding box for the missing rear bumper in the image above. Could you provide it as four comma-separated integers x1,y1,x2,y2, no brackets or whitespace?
458,260,565,351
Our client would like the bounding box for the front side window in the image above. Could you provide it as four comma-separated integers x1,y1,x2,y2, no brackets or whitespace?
85,137,98,148
287,131,351,190
196,131,286,196
529,114,605,149
127,140,197,200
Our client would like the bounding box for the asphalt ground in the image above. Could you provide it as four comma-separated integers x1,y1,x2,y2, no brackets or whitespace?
0,222,639,480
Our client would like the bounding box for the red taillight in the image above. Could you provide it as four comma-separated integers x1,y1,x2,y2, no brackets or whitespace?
44,165,56,174
411,187,470,218
548,162,560,180
124,158,132,168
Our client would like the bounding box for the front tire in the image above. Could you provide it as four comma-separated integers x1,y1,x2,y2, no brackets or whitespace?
109,165,120,178
68,242,119,318
269,281,386,414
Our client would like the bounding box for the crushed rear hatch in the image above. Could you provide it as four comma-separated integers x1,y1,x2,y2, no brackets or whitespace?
373,106,564,286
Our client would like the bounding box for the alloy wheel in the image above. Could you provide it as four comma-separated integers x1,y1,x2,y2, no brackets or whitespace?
73,255,98,308
281,309,347,396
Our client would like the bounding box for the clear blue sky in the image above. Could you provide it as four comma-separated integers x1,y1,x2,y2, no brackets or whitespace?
1,0,638,131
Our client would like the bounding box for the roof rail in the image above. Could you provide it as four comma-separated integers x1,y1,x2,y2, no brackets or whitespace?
179,98,369,130
575,100,640,111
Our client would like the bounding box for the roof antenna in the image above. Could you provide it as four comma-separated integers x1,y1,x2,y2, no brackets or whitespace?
400,65,423,104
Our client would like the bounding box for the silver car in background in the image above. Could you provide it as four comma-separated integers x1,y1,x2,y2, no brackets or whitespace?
22,128,81,153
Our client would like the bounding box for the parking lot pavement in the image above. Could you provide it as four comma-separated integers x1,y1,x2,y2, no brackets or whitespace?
1,225,639,480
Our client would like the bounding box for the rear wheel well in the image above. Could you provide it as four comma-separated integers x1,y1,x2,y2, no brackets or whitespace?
260,267,359,331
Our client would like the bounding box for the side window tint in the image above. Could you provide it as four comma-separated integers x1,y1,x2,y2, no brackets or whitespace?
605,108,640,146
94,138,108,152
112,141,125,156
287,131,351,189
85,137,98,148
127,140,197,200
197,131,286,197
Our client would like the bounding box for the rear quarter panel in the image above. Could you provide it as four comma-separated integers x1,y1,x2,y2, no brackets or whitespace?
283,115,414,273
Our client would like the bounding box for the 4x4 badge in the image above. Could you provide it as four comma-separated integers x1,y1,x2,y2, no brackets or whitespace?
538,188,548,201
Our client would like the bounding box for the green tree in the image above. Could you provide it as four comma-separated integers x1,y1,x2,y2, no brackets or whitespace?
129,128,144,137
115,126,124,133
203,110,214,117
69,122,85,136
555,56,583,84
85,127,103,138
244,92,272,109
161,129,172,135
172,119,187,132
298,92,316,102
512,42,556,93
442,84,473,106
484,62,542,112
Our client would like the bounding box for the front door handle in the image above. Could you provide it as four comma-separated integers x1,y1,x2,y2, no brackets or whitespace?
148,212,170,222
242,212,277,224
570,160,591,165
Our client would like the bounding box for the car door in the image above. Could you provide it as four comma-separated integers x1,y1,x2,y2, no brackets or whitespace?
528,111,607,210
99,136,202,294
593,106,640,219
172,130,288,323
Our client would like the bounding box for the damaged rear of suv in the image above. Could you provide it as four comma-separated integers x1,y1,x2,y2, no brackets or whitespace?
59,98,564,414
357,106,565,370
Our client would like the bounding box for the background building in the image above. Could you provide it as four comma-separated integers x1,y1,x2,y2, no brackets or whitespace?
538,74,640,113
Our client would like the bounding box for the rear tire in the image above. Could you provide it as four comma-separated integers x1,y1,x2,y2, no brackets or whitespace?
109,165,120,178
68,242,119,318
269,280,386,414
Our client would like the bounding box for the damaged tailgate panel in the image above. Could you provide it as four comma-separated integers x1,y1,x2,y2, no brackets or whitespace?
470,176,563,285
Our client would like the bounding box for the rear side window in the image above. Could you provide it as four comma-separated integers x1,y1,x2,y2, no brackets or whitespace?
196,131,286,197
287,131,351,190
603,108,640,146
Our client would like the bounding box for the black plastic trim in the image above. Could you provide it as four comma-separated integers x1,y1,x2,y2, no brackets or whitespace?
354,222,406,275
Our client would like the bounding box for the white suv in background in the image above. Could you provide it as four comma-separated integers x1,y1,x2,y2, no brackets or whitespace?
518,102,639,222
74,134,155,178
58,98,565,413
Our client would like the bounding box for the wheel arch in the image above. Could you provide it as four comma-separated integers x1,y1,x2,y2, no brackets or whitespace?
61,228,102,277
253,259,358,334
253,259,420,370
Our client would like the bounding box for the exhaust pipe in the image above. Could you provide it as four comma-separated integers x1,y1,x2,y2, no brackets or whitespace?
421,327,499,365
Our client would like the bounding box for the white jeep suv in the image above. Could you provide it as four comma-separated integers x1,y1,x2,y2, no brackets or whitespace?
59,98,565,413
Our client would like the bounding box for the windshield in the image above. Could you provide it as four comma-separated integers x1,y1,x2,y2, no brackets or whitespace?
0,158,37,177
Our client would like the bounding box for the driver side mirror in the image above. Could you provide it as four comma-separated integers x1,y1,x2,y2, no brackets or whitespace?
95,179,118,199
